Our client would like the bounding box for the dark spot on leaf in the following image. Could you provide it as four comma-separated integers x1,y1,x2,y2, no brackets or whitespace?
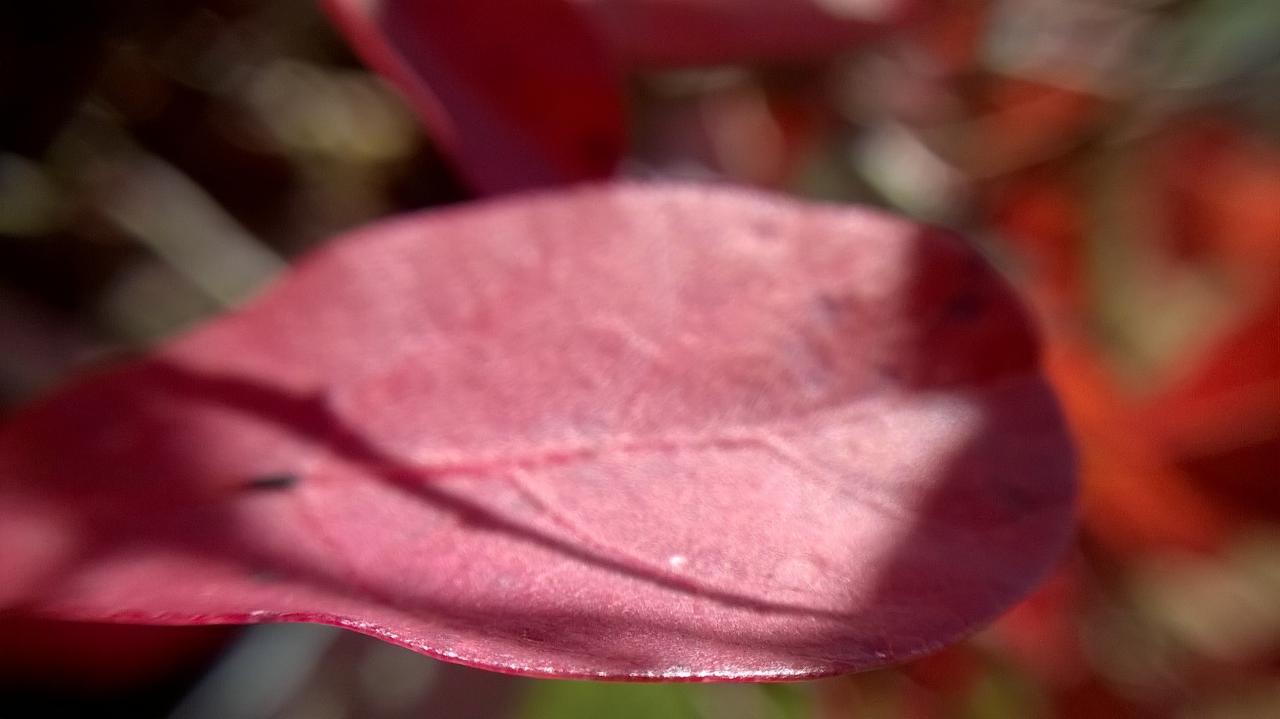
243,473,298,492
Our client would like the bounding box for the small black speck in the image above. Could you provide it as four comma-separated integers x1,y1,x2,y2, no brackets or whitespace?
243,473,298,492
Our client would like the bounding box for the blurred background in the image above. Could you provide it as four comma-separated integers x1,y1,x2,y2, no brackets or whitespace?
1,0,1277,716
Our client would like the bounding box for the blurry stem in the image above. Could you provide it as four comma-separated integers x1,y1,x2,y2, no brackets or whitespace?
88,147,285,308
168,624,341,719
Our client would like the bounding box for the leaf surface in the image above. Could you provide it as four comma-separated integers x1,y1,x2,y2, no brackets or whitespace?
0,183,1075,680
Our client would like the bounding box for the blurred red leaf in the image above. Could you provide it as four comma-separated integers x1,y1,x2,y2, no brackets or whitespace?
580,0,920,67
986,168,1087,315
1137,290,1280,456
320,0,627,193
908,0,988,77
967,78,1102,175
0,183,1074,680
1045,338,1231,554
1152,119,1280,289
902,643,983,696
1053,676,1157,719
990,560,1084,684
1137,291,1280,522
319,0,920,194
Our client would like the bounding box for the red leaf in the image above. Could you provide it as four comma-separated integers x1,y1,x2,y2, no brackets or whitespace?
1138,291,1280,523
1136,290,1280,456
1151,119,1280,287
0,183,1074,680
320,0,627,193
581,0,920,67
319,1,916,193
985,169,1088,316
1044,337,1230,554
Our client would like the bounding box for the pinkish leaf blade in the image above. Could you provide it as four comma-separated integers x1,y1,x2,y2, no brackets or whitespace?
0,183,1075,680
